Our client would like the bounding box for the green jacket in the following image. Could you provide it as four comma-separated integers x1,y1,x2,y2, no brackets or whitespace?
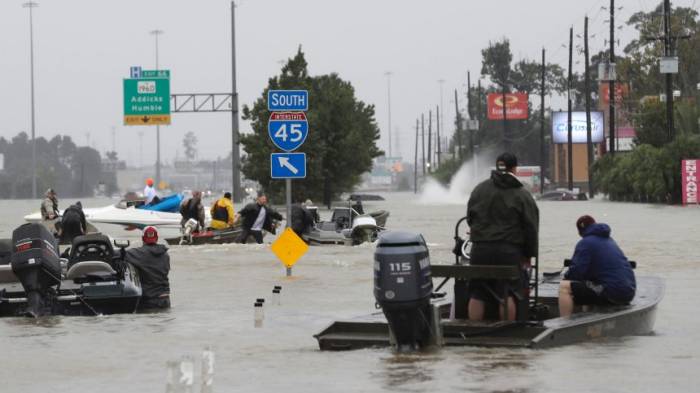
466,171,539,257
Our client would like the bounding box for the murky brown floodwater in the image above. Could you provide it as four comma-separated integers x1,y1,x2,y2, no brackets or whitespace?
0,193,698,392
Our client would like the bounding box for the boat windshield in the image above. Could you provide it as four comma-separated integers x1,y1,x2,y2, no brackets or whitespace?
114,199,146,210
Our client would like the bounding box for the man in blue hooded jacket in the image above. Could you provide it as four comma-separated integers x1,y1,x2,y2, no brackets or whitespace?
558,215,636,317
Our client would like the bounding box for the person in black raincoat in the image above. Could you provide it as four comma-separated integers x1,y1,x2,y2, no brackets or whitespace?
59,201,87,244
126,226,171,310
465,152,539,321
236,193,283,244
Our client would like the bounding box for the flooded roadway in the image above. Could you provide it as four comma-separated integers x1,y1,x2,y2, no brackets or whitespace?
0,193,698,392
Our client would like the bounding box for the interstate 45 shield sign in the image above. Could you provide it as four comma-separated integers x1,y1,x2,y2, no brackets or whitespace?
268,112,308,152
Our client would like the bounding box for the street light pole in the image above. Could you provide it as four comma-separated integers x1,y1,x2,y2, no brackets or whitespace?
23,1,39,199
150,29,163,188
438,79,444,163
384,71,393,157
231,1,243,202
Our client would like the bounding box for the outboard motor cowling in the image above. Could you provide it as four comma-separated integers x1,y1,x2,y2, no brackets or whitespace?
10,223,62,317
374,231,433,350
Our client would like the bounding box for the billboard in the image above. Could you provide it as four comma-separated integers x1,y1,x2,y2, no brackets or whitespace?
487,93,529,120
682,159,698,205
552,111,605,144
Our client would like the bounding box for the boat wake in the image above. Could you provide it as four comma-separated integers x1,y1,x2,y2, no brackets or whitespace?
417,154,495,205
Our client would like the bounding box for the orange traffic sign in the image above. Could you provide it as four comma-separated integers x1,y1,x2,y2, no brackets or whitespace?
271,228,309,268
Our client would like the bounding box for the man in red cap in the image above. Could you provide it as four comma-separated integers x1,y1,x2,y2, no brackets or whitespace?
125,226,171,310
558,215,636,317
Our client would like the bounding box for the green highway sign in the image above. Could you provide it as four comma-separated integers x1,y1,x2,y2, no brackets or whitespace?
141,70,170,79
123,69,171,126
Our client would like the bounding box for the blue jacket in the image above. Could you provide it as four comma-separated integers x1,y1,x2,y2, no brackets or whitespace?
565,223,636,303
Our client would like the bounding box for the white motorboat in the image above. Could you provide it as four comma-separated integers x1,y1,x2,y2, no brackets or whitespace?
24,199,184,228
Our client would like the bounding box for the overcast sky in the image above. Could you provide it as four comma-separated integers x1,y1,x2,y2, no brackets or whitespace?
1,0,696,165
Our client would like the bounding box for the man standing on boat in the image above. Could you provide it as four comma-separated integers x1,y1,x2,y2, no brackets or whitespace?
210,192,235,230
40,188,59,221
180,191,206,231
236,193,283,244
466,152,539,321
558,215,636,317
126,226,171,310
143,178,159,205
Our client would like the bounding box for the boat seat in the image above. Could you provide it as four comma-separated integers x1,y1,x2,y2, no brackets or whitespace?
66,261,117,280
0,265,19,284
318,222,338,232
69,233,115,267
331,209,353,230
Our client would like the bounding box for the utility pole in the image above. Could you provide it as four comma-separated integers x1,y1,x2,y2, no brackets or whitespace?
644,0,689,143
427,110,432,173
230,1,243,201
477,79,482,148
111,126,116,153
467,71,473,158
150,29,164,187
567,26,574,191
454,89,463,162
540,48,546,195
385,71,393,157
584,16,595,198
476,79,483,178
501,83,509,151
438,79,445,160
23,2,38,199
664,0,675,141
138,131,144,168
436,105,441,167
421,114,426,176
414,119,419,193
608,0,616,155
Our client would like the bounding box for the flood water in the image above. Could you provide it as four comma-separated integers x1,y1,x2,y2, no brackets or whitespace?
0,192,698,392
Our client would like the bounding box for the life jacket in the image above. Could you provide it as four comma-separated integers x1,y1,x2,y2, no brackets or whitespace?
212,200,229,222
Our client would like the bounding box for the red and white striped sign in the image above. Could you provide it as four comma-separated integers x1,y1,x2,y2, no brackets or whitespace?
682,159,698,205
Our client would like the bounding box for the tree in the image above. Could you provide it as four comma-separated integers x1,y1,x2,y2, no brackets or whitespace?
183,132,198,161
633,99,668,147
240,48,382,207
481,39,512,88
0,132,103,198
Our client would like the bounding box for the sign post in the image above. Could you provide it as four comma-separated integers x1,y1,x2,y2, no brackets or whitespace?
268,89,309,276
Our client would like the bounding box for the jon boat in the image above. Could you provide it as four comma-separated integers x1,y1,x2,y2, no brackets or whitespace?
0,224,142,317
164,224,264,245
302,205,390,246
314,218,663,350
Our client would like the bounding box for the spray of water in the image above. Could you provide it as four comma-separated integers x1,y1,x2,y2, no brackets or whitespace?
418,151,497,205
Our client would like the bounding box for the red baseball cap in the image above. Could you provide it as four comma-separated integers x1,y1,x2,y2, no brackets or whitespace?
576,215,596,234
142,226,159,244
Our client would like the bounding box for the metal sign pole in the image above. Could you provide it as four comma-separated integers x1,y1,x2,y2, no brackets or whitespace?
286,178,292,276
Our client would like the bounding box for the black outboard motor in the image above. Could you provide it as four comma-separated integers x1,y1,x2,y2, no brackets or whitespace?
374,231,433,350
10,223,62,317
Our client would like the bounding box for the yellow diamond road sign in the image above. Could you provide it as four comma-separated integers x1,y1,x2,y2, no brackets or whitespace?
271,228,309,268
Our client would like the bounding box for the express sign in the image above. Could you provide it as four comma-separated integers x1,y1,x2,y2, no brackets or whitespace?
682,159,698,206
487,93,529,120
